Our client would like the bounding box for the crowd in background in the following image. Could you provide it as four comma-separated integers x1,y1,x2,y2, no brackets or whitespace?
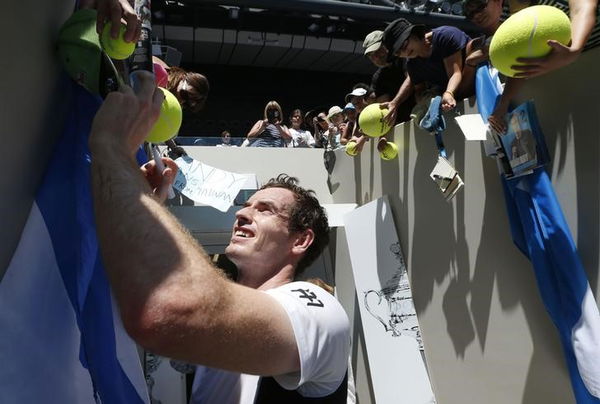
206,0,599,153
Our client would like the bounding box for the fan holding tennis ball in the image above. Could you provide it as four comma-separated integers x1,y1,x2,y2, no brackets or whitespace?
146,88,183,144
379,141,398,160
489,5,571,77
345,141,359,156
358,103,392,137
100,22,135,60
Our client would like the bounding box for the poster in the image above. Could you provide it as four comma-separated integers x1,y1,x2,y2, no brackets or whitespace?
344,196,436,403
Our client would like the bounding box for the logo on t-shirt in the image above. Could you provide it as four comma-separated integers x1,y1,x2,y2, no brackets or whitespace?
291,288,324,308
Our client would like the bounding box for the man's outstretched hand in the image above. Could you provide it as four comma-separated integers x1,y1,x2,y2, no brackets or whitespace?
90,71,163,156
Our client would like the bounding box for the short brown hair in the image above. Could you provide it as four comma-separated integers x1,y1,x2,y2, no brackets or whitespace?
260,174,329,275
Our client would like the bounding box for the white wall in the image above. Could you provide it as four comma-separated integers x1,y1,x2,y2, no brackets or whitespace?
328,47,600,404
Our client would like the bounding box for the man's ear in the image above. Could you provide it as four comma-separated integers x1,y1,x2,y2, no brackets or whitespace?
292,229,314,256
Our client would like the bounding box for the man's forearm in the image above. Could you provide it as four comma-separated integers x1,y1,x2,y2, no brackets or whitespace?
91,147,222,336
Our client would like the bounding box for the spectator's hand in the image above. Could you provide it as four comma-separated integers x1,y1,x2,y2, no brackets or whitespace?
512,40,580,78
441,92,456,112
488,104,509,134
97,0,141,43
377,137,388,152
381,102,397,127
141,158,178,202
354,135,368,152
90,71,163,156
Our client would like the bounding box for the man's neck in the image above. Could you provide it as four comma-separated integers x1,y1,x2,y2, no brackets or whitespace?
237,264,296,291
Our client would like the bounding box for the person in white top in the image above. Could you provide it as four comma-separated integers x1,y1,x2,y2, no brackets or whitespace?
288,109,315,148
88,72,350,404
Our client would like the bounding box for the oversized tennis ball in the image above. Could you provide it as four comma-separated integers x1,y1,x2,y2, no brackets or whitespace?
345,141,359,156
146,88,183,143
358,103,392,137
100,22,135,60
489,5,571,77
379,141,398,160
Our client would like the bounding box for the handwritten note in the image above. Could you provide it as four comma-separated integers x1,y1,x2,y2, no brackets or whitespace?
173,156,254,212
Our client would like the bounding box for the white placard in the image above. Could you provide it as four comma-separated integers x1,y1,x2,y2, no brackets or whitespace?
344,196,436,404
173,156,253,212
455,113,488,141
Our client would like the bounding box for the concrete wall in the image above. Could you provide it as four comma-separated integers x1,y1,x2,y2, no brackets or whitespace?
0,1,75,280
328,47,600,404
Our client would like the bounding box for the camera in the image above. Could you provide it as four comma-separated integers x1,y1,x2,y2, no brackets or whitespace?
267,109,280,124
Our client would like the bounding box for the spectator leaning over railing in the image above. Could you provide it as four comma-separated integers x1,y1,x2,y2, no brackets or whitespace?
464,0,599,133
380,18,474,127
363,30,415,124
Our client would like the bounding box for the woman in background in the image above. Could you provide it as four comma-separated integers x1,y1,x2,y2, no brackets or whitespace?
246,101,291,148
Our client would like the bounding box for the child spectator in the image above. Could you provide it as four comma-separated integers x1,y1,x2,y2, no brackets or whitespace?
288,109,316,148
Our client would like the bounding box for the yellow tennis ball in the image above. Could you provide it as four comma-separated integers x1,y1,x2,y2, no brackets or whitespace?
146,88,183,143
379,141,398,160
489,5,571,77
100,22,135,60
358,103,392,137
345,141,359,156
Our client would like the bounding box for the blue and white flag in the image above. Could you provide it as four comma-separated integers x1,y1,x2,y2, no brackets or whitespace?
476,64,600,403
0,75,149,403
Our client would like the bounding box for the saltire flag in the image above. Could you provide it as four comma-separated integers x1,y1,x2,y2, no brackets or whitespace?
0,74,149,403
476,64,600,403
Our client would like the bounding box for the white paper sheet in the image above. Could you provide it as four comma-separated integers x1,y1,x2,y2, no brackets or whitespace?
173,156,253,212
455,114,488,141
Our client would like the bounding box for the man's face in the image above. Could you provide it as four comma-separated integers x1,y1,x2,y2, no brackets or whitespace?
225,187,298,275
367,45,390,68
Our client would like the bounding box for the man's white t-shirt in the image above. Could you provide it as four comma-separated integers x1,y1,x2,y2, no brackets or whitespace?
189,281,350,403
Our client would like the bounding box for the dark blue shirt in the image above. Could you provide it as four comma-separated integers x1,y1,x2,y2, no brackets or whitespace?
407,26,470,89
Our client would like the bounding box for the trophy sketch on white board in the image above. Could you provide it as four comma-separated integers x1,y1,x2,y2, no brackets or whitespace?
363,242,423,350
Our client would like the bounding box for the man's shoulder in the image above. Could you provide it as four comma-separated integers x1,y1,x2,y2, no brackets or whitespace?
267,281,349,328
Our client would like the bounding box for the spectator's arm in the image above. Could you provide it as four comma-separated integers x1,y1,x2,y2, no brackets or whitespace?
247,120,267,138
488,77,524,134
441,50,463,111
80,0,141,42
381,75,414,126
513,0,597,77
275,124,292,141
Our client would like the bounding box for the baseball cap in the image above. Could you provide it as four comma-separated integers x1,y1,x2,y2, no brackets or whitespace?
383,18,426,57
344,102,356,111
345,88,367,103
327,105,344,119
363,30,384,55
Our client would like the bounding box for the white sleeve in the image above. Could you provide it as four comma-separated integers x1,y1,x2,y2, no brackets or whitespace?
265,281,350,398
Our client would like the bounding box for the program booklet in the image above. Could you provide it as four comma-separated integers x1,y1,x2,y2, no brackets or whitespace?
489,101,550,179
